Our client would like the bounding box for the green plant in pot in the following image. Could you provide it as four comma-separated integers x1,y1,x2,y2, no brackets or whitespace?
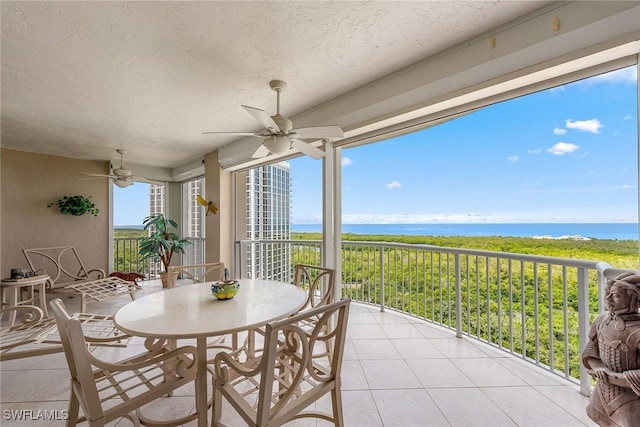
48,195,99,216
138,213,190,288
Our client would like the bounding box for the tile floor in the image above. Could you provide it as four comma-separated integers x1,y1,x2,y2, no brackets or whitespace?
1,280,597,426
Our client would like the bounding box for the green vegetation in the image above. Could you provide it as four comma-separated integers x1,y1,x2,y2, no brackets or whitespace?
292,232,639,379
293,232,639,269
113,228,146,273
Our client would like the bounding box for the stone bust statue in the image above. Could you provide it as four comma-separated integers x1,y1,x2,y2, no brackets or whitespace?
582,271,640,426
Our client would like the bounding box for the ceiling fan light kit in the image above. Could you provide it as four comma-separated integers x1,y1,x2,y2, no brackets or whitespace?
83,149,162,187
203,80,344,160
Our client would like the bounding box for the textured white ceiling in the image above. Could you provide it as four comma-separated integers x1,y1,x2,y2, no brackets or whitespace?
1,1,552,170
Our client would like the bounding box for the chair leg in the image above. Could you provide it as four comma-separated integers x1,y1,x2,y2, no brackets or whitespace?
212,386,223,426
331,386,344,427
66,390,80,427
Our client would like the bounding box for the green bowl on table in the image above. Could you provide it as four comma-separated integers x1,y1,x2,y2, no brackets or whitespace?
211,280,240,300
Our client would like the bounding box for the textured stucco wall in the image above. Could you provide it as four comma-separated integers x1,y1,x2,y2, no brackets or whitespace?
1,149,110,279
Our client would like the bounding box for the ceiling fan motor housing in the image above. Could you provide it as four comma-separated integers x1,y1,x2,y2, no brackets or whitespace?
271,114,292,133
263,135,290,155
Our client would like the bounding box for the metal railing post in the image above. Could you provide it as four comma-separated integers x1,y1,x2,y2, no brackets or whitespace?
455,253,462,337
578,266,592,396
379,244,385,312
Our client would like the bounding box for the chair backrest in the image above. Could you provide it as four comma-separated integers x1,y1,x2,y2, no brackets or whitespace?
294,264,336,311
256,298,351,425
49,298,104,420
168,262,225,284
23,247,105,289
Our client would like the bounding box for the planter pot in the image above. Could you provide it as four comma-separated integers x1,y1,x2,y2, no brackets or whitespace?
159,271,179,289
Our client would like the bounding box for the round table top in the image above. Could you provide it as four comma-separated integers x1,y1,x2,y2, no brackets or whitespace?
114,279,306,339
1,274,50,286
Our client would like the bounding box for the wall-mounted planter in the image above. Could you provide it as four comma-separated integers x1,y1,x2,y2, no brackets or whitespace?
48,195,99,217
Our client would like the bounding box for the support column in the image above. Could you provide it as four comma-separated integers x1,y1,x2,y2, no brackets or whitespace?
322,140,342,301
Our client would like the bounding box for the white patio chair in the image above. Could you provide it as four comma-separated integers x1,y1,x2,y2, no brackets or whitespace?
248,264,336,359
49,298,198,427
22,247,139,312
211,297,351,427
1,305,130,362
167,261,225,288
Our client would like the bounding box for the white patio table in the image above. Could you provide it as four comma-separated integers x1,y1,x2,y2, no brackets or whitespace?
114,279,306,427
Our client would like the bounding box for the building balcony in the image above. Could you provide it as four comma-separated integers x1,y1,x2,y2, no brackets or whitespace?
0,278,596,426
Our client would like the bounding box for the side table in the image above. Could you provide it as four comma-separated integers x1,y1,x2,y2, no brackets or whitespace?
1,274,50,326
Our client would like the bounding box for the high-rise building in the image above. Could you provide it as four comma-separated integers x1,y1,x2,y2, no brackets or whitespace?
149,164,291,280
182,177,205,265
245,162,291,281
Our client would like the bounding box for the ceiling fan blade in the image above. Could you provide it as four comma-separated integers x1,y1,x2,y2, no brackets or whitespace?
131,176,165,186
202,131,263,137
290,139,325,160
291,125,344,139
252,144,271,159
84,173,117,179
242,105,280,133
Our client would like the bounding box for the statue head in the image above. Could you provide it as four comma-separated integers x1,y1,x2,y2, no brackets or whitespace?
605,272,640,314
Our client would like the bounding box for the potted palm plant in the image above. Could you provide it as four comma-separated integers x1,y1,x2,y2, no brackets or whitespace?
138,213,190,288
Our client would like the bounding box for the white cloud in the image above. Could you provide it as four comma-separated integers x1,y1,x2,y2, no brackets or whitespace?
337,207,637,224
565,118,603,134
528,149,542,155
553,128,567,135
385,180,402,189
590,67,637,84
508,156,519,162
547,142,579,155
341,157,352,167
613,185,634,190
624,114,633,121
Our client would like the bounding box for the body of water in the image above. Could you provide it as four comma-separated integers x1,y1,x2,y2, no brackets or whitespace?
291,223,639,240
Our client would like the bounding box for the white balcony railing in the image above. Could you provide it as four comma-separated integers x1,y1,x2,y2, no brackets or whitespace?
235,238,621,396
113,237,205,278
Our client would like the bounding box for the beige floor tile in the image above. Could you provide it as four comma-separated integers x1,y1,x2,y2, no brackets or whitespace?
430,337,492,358
406,358,475,388
380,322,423,338
496,357,573,386
360,359,422,389
452,358,527,387
482,386,587,427
341,360,370,390
332,390,383,427
533,385,596,427
347,323,387,339
429,388,517,426
413,322,457,339
352,338,402,360
372,388,449,426
391,338,445,359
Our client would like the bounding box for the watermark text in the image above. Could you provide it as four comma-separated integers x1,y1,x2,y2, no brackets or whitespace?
3,409,69,421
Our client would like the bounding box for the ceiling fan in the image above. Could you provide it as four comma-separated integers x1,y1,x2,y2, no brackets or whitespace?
203,80,344,159
83,149,163,188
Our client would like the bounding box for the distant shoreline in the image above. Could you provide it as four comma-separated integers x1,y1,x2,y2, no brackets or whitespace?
116,222,639,240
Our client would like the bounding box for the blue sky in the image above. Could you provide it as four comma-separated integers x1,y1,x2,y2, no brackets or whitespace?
115,66,638,226
291,66,638,224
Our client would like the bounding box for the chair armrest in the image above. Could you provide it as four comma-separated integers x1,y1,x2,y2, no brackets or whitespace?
1,305,45,325
88,344,198,377
213,348,264,383
86,268,106,279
